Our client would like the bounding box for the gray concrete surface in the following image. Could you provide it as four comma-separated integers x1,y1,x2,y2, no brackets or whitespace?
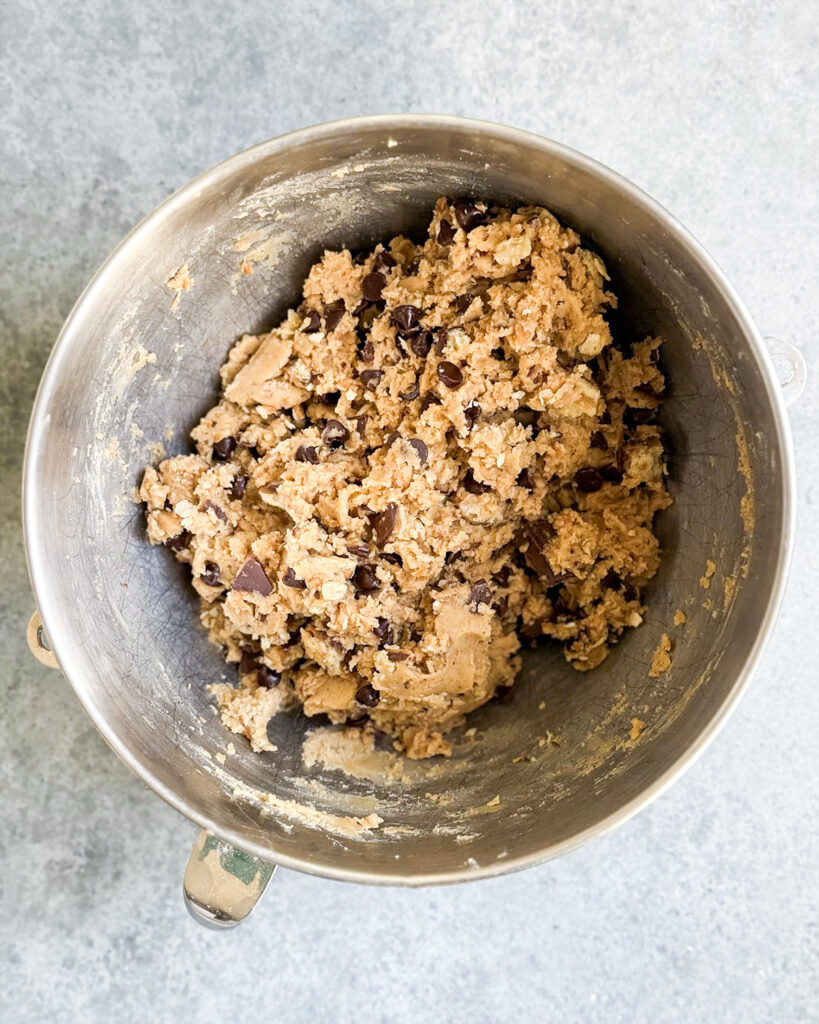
2,1,817,1021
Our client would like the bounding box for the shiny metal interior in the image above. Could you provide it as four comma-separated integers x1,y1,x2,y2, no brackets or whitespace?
24,116,795,884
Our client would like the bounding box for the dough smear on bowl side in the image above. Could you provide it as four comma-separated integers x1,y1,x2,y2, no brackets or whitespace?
140,197,671,759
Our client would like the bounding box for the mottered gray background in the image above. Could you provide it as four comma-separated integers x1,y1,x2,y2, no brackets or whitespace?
2,1,817,1021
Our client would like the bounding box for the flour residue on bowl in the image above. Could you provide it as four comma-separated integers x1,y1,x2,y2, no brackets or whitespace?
735,425,756,538
302,725,408,784
230,230,294,292
109,342,156,400
201,758,384,838
691,333,756,562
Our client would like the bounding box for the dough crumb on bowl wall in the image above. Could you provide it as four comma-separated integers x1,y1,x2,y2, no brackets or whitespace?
140,198,672,762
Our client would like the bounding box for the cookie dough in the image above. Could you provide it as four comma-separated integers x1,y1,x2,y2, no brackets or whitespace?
141,198,671,758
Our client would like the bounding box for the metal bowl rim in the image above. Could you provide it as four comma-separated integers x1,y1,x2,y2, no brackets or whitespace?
22,113,797,886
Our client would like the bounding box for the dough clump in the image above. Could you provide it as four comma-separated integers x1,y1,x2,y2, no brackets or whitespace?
141,198,671,758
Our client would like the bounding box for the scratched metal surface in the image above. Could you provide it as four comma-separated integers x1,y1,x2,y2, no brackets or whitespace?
2,2,817,1022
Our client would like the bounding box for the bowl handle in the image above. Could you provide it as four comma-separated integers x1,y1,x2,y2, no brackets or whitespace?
27,608,275,927
27,609,59,669
183,829,275,929
765,337,806,407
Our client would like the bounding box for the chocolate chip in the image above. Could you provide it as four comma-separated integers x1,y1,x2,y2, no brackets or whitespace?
212,436,237,462
374,618,393,646
590,430,608,450
257,665,281,688
514,408,538,428
600,463,624,484
399,382,420,402
373,250,396,272
203,499,228,523
296,445,319,464
347,541,371,558
453,294,473,315
410,331,432,358
437,361,463,389
420,393,442,413
387,651,408,662
371,503,397,547
445,550,463,565
453,199,485,232
359,340,375,364
232,556,273,596
302,310,321,333
352,564,380,594
469,580,491,609
200,561,221,587
164,530,190,553
380,552,402,567
384,431,400,449
391,305,421,335
323,299,345,333
519,520,568,585
408,439,428,464
493,566,512,587
247,444,262,460
362,271,386,302
360,369,383,391
405,258,421,275
575,467,604,493
322,419,349,448
229,475,248,500
282,567,306,590
463,469,491,495
464,401,480,429
517,468,534,491
438,219,455,244
355,683,380,707
494,595,509,616
433,330,449,356
239,649,257,675
355,415,368,438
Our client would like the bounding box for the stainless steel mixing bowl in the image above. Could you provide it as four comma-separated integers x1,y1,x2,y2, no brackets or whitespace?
24,116,800,921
